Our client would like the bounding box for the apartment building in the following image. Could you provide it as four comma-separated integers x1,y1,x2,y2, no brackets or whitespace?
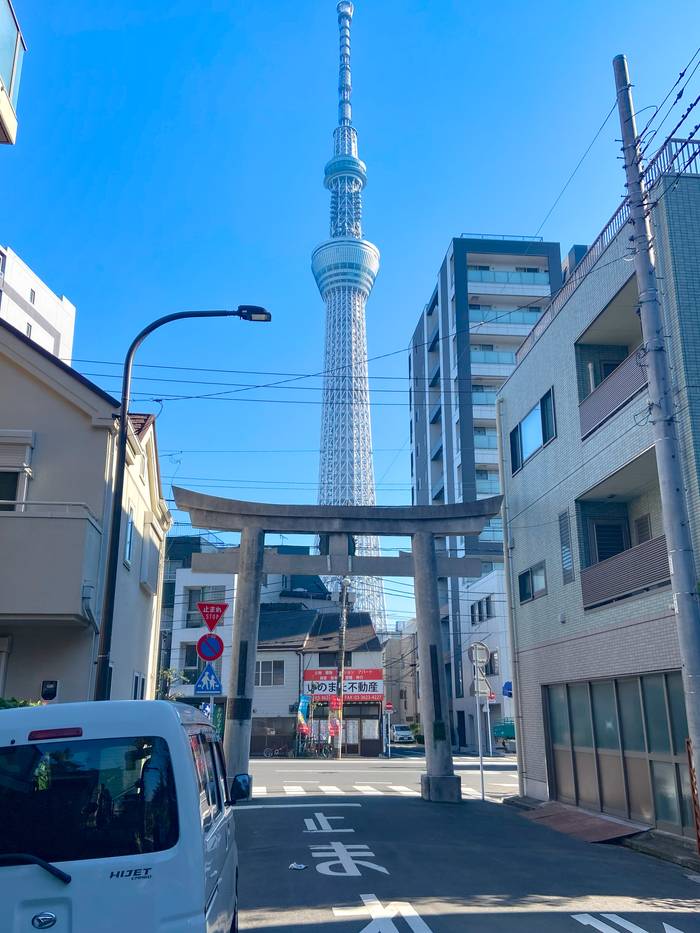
383,622,420,726
0,318,170,702
0,245,76,361
499,138,700,837
409,234,562,749
0,0,25,145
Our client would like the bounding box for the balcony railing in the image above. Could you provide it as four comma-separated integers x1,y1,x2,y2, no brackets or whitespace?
476,478,500,495
0,0,25,127
472,391,498,406
469,307,542,326
581,534,670,609
470,349,516,365
474,434,498,449
428,360,441,387
428,324,440,351
467,270,550,286
0,502,102,622
430,438,443,461
429,400,442,424
579,348,648,438
431,477,445,500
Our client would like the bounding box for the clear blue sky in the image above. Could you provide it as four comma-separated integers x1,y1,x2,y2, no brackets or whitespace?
5,0,700,623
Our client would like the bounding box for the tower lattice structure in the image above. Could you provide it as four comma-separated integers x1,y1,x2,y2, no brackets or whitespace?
311,1,386,630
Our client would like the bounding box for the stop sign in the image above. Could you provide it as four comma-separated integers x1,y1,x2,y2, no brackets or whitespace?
385,701,394,712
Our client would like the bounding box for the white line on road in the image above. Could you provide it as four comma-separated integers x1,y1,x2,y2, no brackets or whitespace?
354,785,384,795
319,785,345,794
238,803,362,811
252,786,267,797
283,785,307,795
389,785,420,796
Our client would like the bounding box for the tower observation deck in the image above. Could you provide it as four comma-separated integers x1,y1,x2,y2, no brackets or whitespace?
311,1,386,630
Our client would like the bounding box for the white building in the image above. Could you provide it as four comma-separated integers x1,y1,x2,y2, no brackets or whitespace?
458,567,513,751
0,245,76,362
0,318,171,702
409,234,566,750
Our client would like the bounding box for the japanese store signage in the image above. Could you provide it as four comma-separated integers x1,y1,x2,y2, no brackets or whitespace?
303,668,384,702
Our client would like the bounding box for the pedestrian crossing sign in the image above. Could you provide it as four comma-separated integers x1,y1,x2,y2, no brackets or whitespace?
194,663,223,695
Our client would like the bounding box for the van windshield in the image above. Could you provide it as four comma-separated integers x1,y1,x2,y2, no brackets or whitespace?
0,735,179,863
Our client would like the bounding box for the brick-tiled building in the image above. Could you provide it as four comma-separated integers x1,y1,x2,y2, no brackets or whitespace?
499,138,700,837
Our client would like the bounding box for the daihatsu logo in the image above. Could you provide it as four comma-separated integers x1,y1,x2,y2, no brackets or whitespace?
31,913,57,929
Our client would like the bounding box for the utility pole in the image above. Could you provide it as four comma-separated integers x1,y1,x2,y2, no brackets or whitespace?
614,54,700,781
335,576,350,759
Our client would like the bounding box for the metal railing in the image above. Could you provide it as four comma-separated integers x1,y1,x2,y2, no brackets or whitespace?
581,534,670,609
467,269,550,286
0,500,101,523
579,348,648,437
470,349,516,365
460,233,544,242
516,138,700,365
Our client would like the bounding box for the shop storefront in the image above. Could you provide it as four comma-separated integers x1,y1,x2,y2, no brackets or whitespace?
304,667,383,757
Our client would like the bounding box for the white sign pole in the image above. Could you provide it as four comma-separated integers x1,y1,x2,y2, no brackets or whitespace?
388,709,392,759
475,661,485,800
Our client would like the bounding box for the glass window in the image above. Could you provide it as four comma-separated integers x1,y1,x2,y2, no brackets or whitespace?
470,603,477,625
531,563,547,598
255,659,285,686
0,736,178,862
568,683,593,747
591,681,619,750
650,760,681,825
510,426,522,474
520,404,543,462
202,738,222,817
518,569,532,603
617,678,645,753
541,389,556,444
124,506,135,565
0,471,18,511
666,671,688,756
189,733,213,831
485,595,495,618
548,685,571,745
642,674,671,754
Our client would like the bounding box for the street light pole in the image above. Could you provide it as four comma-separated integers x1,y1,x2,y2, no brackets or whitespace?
93,305,271,701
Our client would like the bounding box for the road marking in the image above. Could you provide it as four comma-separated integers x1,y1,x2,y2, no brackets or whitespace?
388,785,419,795
333,893,433,931
252,786,267,797
319,785,345,794
354,785,384,795
237,803,363,810
284,785,307,795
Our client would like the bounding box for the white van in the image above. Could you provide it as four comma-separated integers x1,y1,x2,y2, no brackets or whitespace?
0,700,250,933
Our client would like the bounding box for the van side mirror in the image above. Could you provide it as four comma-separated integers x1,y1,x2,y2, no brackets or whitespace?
229,773,252,804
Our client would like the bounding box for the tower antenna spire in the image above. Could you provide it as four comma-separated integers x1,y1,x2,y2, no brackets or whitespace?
311,1,387,631
337,1,354,127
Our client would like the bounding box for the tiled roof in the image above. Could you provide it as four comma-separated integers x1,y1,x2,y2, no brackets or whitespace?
128,413,154,438
257,609,379,653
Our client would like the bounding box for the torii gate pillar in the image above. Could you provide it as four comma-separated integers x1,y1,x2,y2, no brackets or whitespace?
413,532,461,802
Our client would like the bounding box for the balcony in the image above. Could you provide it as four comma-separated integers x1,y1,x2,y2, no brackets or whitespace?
0,0,25,144
470,349,516,365
474,434,498,449
467,269,549,286
0,503,102,624
468,306,542,326
429,400,442,424
428,324,440,352
579,348,647,438
428,360,441,387
431,477,445,501
476,478,500,496
430,438,443,461
581,535,670,609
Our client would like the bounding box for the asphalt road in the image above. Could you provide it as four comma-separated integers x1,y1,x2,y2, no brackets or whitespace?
235,754,700,932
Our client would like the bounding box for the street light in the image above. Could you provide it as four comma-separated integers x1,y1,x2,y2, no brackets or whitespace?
93,305,272,701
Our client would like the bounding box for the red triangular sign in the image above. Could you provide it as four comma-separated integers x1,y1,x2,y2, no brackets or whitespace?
197,602,228,631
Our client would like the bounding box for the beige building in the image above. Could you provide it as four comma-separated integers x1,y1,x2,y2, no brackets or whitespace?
0,318,171,702
383,624,420,726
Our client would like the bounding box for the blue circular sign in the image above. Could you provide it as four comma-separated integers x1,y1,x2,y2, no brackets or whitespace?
197,633,224,662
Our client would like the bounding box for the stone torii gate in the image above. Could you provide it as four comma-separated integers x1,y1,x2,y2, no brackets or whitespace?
173,487,502,802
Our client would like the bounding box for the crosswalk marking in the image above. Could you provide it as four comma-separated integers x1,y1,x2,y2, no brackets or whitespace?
319,785,344,794
284,785,306,795
388,785,419,796
252,786,267,797
354,784,384,795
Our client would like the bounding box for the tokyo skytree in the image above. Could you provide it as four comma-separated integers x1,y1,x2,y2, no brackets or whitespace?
311,1,386,630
